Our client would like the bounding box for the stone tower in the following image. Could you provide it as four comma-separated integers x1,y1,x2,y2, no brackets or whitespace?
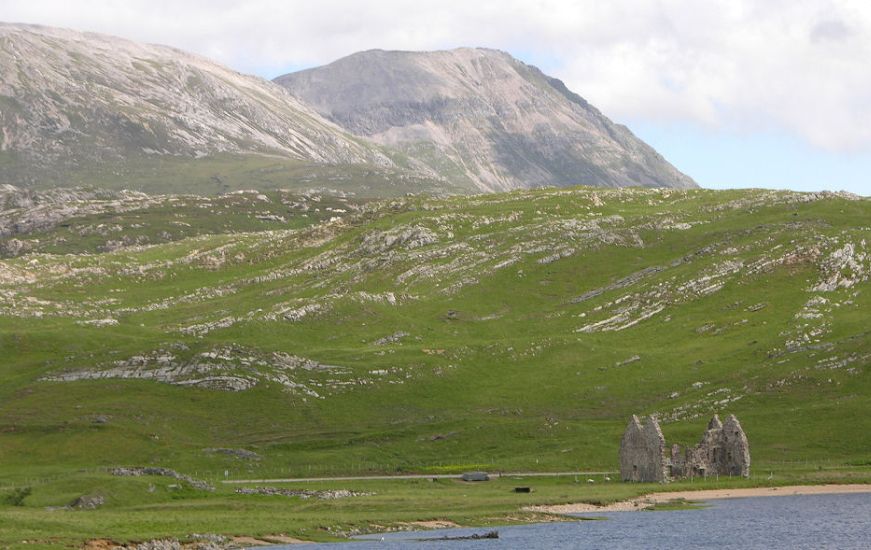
619,415,668,482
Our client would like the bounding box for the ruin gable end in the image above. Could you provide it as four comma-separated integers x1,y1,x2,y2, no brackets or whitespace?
619,415,668,482
721,414,751,477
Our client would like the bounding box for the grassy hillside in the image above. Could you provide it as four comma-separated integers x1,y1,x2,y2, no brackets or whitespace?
4,153,467,198
0,185,869,546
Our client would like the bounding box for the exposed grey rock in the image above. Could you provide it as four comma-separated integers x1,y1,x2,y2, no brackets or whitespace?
374,331,410,345
279,303,323,322
203,448,261,461
360,225,439,254
44,352,258,392
234,486,372,499
615,355,641,367
129,540,183,550
189,534,228,546
111,534,229,550
179,317,238,337
0,185,155,239
696,323,718,334
812,242,868,292
575,252,747,333
0,237,30,257
76,318,119,328
109,467,214,491
276,48,696,192
41,345,364,399
571,266,666,304
70,494,104,509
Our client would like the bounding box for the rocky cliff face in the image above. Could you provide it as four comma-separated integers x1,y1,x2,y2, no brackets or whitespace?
0,23,394,186
276,48,696,192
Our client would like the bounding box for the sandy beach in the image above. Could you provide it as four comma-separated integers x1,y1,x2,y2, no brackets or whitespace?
527,484,871,514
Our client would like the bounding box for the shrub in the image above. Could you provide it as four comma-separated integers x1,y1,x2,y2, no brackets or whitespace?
2,486,32,506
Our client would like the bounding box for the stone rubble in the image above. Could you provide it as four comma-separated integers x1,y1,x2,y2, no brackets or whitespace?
374,331,410,345
109,467,214,491
234,486,373,499
202,448,261,461
70,494,105,509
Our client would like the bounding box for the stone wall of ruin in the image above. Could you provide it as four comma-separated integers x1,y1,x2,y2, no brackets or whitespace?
620,413,750,482
619,415,668,482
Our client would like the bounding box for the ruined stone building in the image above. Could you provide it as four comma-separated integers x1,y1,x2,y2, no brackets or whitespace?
619,415,669,482
619,414,750,482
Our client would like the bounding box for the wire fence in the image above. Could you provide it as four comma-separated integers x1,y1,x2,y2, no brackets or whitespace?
1,457,864,490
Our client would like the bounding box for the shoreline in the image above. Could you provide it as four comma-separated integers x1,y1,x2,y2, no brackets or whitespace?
81,484,871,547
526,483,871,514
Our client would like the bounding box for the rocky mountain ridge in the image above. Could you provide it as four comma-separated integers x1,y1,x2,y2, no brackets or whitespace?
0,23,406,188
1,23,694,194
276,48,696,192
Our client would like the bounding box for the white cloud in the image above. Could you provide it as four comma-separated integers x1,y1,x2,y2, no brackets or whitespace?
2,0,871,153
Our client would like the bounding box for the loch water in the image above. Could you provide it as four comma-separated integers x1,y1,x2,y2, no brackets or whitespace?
275,492,871,549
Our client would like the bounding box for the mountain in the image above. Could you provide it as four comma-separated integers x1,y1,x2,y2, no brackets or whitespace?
0,23,453,195
275,48,697,192
0,25,695,195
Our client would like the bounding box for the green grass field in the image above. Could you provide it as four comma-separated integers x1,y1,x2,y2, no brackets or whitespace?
0,185,869,547
4,153,469,198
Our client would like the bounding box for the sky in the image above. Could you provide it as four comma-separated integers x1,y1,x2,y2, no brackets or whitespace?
1,0,870,195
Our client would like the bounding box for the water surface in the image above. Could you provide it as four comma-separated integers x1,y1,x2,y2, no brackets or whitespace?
275,492,871,549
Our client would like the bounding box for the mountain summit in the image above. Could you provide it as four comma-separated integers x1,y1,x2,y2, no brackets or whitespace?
276,48,696,192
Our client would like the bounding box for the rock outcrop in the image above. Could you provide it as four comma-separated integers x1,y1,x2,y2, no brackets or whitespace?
69,494,105,509
109,467,214,491
234,487,372,499
0,184,156,240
